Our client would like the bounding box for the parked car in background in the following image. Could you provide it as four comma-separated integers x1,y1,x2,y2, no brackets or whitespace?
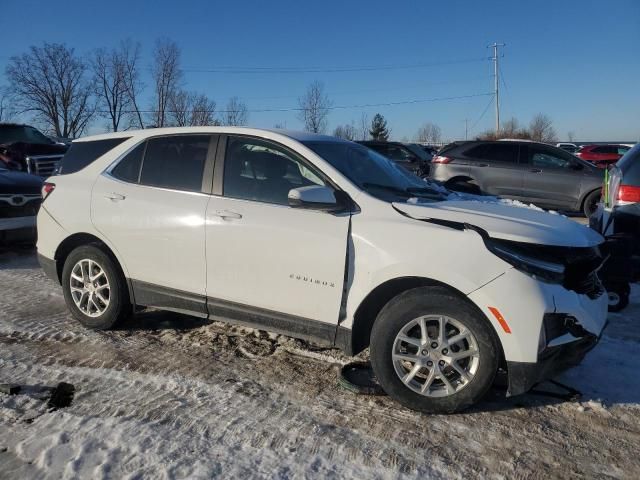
576,144,631,168
357,141,432,177
592,143,640,249
0,123,68,177
557,143,578,154
430,140,604,216
0,166,43,246
37,127,607,414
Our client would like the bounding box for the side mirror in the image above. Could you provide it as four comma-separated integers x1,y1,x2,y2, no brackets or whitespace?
288,185,344,212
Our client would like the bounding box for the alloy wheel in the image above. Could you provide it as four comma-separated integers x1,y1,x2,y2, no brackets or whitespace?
392,315,480,397
69,259,110,317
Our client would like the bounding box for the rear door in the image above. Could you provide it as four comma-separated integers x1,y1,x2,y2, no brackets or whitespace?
460,142,524,197
92,134,215,310
204,135,350,332
521,143,582,209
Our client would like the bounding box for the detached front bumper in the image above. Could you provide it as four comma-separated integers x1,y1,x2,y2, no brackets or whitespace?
468,266,608,396
506,328,602,396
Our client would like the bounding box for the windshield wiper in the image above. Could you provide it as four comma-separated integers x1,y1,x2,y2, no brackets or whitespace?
362,182,446,200
362,182,412,197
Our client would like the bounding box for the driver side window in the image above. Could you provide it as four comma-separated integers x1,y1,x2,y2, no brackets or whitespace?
223,137,326,206
529,146,573,169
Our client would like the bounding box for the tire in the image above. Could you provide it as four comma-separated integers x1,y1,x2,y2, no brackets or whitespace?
607,284,630,313
370,287,499,414
582,190,601,218
445,178,481,195
61,245,131,329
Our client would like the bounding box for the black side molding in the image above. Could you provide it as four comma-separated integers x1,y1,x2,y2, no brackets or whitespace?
132,280,208,318
207,297,337,347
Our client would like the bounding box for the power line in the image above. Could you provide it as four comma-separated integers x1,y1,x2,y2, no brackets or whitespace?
175,57,488,74
91,92,493,115
468,94,495,134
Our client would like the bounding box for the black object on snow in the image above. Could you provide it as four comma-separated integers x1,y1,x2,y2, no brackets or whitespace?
47,382,75,410
338,362,385,396
0,384,21,395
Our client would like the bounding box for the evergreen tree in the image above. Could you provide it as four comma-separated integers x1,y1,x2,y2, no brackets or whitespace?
369,113,390,141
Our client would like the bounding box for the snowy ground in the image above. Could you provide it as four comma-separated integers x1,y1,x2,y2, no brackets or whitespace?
1,250,639,479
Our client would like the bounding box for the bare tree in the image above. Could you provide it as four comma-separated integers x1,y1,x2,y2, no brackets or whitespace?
151,38,182,128
529,113,557,143
567,131,576,142
415,122,442,144
500,117,520,138
92,46,132,132
297,81,331,133
273,122,286,129
168,90,218,126
5,43,94,138
119,40,145,129
359,112,369,140
333,123,357,140
190,93,218,126
222,96,248,126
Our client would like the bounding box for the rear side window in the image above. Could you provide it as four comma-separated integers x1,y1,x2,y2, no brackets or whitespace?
60,138,129,174
111,143,145,183
465,143,519,163
139,135,210,192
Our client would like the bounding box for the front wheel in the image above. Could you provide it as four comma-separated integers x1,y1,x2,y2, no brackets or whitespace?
370,287,500,413
61,245,131,329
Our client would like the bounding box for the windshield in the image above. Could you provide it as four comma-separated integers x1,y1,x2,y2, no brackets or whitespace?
303,141,447,202
0,125,53,145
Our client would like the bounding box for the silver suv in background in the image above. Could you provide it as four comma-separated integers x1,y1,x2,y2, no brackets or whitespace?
429,140,604,216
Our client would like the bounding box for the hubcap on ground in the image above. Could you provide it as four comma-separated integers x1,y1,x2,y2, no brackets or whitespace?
392,315,480,398
70,259,110,317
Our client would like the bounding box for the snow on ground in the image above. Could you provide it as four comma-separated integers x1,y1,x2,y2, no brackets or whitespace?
1,250,640,479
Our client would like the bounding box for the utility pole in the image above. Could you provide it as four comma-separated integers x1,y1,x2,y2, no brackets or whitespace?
488,42,505,134
464,118,468,140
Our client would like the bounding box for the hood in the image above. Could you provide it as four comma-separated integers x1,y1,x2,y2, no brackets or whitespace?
393,200,603,247
0,141,68,156
0,169,44,194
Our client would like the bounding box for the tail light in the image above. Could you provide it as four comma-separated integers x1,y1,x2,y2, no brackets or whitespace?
42,182,56,201
432,155,452,164
617,185,640,205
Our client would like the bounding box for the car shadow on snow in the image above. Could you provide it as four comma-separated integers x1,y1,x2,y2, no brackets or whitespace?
114,309,211,332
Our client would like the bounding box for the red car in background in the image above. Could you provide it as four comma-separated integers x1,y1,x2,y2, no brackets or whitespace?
576,144,632,168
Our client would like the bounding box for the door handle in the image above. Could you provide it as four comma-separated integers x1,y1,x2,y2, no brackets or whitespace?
478,163,489,167
105,192,126,201
213,210,242,220
529,168,542,173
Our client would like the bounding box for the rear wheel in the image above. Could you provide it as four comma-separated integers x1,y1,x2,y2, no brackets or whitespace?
607,283,630,312
582,190,601,217
370,287,499,414
61,245,131,329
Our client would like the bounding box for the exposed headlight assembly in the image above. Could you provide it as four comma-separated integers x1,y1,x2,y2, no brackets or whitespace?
485,239,565,283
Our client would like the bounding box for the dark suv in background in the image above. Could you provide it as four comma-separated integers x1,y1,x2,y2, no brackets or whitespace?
430,140,604,216
0,123,68,177
358,141,432,177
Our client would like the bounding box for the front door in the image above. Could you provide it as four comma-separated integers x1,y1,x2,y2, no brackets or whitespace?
205,135,350,331
521,144,582,210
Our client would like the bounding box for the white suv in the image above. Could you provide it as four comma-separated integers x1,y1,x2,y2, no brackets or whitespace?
37,127,608,413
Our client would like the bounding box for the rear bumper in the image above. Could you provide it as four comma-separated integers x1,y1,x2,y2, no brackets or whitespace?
37,252,59,283
506,331,601,396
